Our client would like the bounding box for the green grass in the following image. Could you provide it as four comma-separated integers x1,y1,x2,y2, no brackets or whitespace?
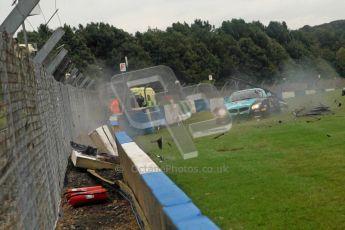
135,90,345,229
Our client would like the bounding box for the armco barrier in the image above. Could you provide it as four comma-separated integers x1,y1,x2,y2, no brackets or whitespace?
281,88,340,99
114,131,219,230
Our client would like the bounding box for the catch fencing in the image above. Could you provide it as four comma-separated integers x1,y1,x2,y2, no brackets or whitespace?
0,33,108,229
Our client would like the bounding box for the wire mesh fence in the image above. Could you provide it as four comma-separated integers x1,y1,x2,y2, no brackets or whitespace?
0,33,109,229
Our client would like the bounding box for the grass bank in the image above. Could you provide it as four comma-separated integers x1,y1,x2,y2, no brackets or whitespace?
136,90,345,229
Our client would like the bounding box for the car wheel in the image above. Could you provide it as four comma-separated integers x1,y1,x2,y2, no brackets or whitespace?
263,103,271,118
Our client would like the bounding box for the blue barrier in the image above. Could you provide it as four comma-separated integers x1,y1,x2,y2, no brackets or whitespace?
176,216,219,229
195,98,210,112
163,202,201,224
115,131,133,144
114,131,219,230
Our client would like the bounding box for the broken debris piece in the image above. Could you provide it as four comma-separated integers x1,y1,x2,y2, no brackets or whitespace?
70,141,97,156
151,137,163,150
71,150,117,170
96,152,119,164
213,133,225,139
294,104,333,117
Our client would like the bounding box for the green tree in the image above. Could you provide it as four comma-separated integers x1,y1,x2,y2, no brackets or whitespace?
17,24,52,48
336,47,345,75
17,19,345,82
266,21,290,44
60,25,95,70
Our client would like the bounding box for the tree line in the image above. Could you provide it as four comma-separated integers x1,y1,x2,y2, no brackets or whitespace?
18,19,345,84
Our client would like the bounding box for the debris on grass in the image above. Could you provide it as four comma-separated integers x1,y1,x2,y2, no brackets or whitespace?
213,133,225,139
293,104,333,117
306,118,321,123
151,137,163,149
216,147,244,152
156,155,164,162
293,106,306,116
334,99,342,107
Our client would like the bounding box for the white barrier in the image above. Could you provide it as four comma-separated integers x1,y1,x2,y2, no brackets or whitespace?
282,91,295,99
114,131,219,230
89,125,118,156
305,90,316,95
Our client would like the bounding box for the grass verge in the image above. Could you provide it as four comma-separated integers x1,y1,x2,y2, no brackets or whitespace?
135,90,345,229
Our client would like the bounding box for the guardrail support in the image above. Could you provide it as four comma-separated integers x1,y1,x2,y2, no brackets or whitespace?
46,48,68,75
33,28,65,64
0,0,40,36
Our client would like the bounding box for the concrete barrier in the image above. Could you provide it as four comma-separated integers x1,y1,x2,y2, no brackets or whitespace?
114,131,219,230
282,91,295,99
282,88,338,99
89,125,118,156
305,89,316,95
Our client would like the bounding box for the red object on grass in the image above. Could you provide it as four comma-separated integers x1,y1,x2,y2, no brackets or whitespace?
68,188,109,207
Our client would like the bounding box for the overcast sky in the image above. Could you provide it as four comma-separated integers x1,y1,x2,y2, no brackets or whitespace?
1,0,344,34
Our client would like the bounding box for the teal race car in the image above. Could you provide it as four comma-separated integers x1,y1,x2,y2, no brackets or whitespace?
224,88,281,118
